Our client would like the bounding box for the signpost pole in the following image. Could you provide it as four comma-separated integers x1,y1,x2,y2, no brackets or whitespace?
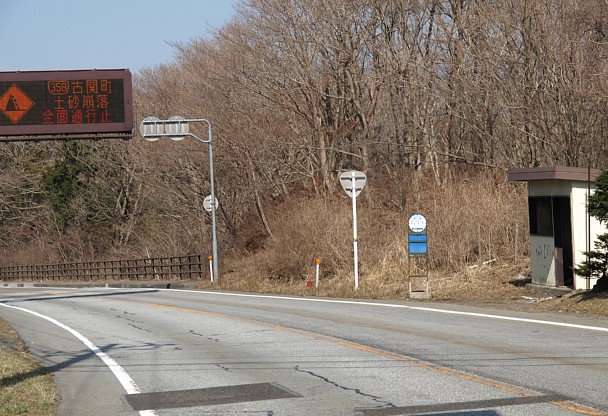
207,121,219,284
407,213,431,299
339,170,366,291
141,117,219,284
351,171,359,290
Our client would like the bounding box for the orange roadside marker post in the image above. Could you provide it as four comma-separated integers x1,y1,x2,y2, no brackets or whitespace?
208,256,213,283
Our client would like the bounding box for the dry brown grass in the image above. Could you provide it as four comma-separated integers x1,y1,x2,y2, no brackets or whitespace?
541,290,608,317
0,319,56,416
208,170,533,297
210,256,531,300
206,258,608,318
200,170,604,317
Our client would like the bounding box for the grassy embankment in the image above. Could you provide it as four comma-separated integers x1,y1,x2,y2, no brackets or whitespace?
0,318,56,416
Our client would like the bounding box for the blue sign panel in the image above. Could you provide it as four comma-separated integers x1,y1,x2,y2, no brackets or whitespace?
408,234,427,254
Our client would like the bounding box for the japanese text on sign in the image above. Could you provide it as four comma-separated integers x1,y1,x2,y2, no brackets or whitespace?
0,69,133,139
42,79,116,126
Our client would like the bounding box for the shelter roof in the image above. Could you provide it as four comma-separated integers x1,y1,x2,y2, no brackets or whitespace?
507,166,601,182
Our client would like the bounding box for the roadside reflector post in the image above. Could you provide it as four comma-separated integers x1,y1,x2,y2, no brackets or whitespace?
315,258,321,289
208,256,213,283
352,174,359,290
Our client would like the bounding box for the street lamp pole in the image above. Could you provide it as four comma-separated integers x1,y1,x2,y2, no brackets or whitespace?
140,117,219,284
205,120,219,284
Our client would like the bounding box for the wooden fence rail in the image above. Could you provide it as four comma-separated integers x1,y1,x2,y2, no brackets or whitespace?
0,255,204,282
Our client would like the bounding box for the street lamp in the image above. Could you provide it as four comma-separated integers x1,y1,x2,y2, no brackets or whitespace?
140,116,219,284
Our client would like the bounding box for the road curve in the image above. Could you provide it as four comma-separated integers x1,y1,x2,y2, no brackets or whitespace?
1,286,607,416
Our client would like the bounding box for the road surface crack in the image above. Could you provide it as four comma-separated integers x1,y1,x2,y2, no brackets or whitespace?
295,365,396,408
215,363,233,372
189,329,220,342
128,323,152,332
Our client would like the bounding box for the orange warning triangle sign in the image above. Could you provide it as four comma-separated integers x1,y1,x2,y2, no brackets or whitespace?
0,84,35,124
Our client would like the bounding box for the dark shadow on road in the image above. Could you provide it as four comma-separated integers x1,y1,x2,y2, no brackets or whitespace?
414,412,499,416
357,394,568,415
410,412,499,416
358,408,501,416
0,289,159,304
0,341,173,390
0,345,98,390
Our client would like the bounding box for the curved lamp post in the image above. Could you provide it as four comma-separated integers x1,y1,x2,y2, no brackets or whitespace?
140,116,219,283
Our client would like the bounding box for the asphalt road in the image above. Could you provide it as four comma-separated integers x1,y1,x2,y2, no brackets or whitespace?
1,286,607,416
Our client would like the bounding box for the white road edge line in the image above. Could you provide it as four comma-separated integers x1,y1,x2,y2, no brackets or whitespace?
165,289,608,333
0,303,158,416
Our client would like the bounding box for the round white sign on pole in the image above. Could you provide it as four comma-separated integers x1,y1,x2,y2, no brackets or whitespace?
139,116,162,141
203,195,219,212
408,214,427,233
166,116,189,141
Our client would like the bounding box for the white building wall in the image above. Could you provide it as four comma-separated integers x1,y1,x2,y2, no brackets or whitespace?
571,183,606,290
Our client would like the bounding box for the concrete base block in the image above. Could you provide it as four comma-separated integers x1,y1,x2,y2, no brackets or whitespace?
407,290,432,299
525,283,574,296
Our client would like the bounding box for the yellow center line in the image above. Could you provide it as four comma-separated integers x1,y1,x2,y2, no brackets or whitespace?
112,297,605,416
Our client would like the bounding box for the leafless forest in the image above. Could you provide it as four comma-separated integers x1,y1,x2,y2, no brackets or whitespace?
1,0,607,287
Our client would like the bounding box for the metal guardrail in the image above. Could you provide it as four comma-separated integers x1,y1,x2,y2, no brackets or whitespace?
0,255,204,281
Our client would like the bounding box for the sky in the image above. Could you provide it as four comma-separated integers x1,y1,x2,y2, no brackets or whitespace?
0,0,239,74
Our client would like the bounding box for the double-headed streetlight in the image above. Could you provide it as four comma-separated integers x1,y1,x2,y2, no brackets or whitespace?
140,116,219,283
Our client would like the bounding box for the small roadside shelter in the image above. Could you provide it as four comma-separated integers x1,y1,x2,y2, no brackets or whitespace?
508,166,605,291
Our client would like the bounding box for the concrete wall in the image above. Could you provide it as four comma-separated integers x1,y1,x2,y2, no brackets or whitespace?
530,235,556,286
